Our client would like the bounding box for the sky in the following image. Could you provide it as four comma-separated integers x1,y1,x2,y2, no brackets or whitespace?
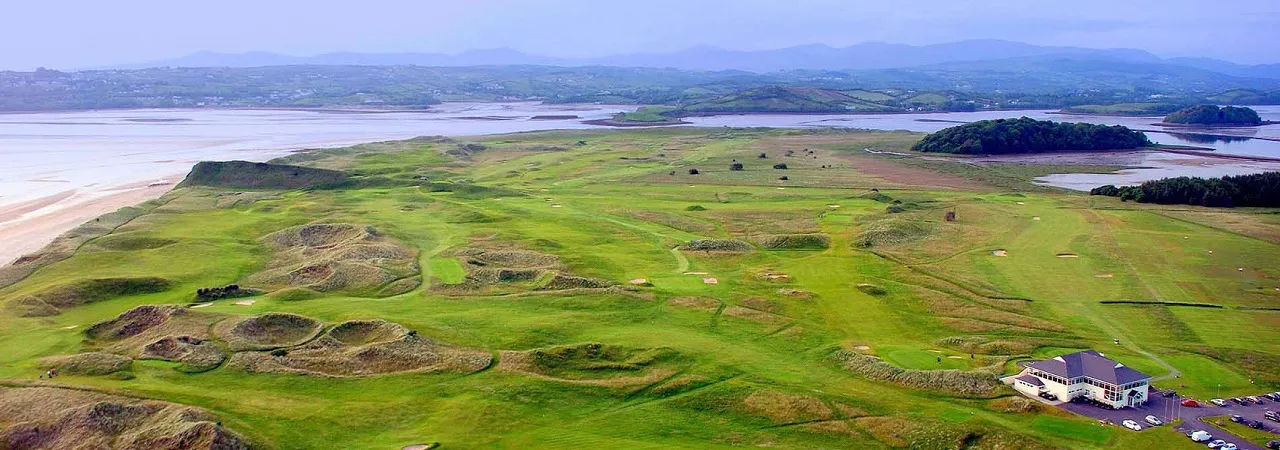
2,0,1278,70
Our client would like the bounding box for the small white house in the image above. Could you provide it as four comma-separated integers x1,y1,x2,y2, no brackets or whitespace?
1012,350,1150,408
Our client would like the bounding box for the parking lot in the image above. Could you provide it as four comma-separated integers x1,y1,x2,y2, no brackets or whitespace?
1057,389,1279,450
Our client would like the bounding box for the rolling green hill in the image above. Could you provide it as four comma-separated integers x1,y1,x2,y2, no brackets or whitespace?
1,128,1276,449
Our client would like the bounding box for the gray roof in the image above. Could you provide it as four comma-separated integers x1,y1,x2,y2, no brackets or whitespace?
1026,350,1150,385
1015,374,1045,386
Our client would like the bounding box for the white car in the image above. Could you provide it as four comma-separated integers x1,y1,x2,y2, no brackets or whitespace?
1221,444,1237,450
1189,430,1212,442
1211,398,1227,407
1144,415,1163,426
1122,419,1142,431
1207,440,1227,449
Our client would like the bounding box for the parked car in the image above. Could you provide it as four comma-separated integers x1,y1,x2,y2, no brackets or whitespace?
1265,393,1279,401
1122,419,1142,431
1249,396,1263,404
1207,440,1227,449
1211,399,1227,407
1230,415,1244,423
1247,420,1264,429
1038,392,1058,401
1183,399,1201,407
1162,390,1178,398
1189,430,1212,442
1145,415,1163,426
1231,397,1246,405
1265,410,1279,422
1264,440,1278,449
1222,444,1237,450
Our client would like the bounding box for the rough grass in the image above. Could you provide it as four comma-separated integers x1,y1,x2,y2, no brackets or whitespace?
178,160,347,190
39,352,133,376
244,223,420,296
231,319,491,377
85,233,177,251
217,313,324,351
681,239,753,253
141,335,227,373
10,277,172,316
0,387,250,450
854,218,931,247
0,202,159,290
755,233,831,250
830,350,1005,397
497,343,684,388
85,305,187,341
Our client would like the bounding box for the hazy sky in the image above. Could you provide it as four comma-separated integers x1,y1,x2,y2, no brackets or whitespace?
3,0,1277,70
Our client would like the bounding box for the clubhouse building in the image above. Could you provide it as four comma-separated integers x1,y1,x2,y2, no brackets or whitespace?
1010,350,1151,408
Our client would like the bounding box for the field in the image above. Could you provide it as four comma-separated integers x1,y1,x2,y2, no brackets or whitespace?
1,127,1276,449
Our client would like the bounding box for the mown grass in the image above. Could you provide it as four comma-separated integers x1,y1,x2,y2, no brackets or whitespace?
0,127,1274,449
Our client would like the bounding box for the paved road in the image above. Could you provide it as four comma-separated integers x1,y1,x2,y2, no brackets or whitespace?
1057,390,1279,450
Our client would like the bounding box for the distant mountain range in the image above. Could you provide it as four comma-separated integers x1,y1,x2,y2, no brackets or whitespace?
111,39,1280,79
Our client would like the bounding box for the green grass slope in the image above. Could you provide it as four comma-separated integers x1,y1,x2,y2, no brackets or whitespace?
0,127,1273,449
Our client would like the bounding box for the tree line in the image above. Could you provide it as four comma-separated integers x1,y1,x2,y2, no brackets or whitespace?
912,118,1150,154
1163,105,1263,125
1090,172,1280,207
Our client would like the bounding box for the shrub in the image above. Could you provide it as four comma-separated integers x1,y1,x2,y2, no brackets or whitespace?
688,168,700,175
686,205,707,211
729,163,744,171
773,163,788,169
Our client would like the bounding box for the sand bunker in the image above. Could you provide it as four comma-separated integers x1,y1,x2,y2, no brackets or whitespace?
190,303,213,308
702,277,719,284
244,223,420,297
216,312,324,351
683,271,708,275
628,278,650,285
233,299,255,306
231,319,491,377
853,345,872,351
991,250,1008,257
0,386,250,450
1056,253,1079,258
1032,216,1041,221
1095,274,1115,278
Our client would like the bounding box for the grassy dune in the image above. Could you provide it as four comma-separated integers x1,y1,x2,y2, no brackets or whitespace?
0,128,1275,449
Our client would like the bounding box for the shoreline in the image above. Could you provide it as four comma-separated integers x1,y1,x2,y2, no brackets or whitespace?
0,178,180,265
